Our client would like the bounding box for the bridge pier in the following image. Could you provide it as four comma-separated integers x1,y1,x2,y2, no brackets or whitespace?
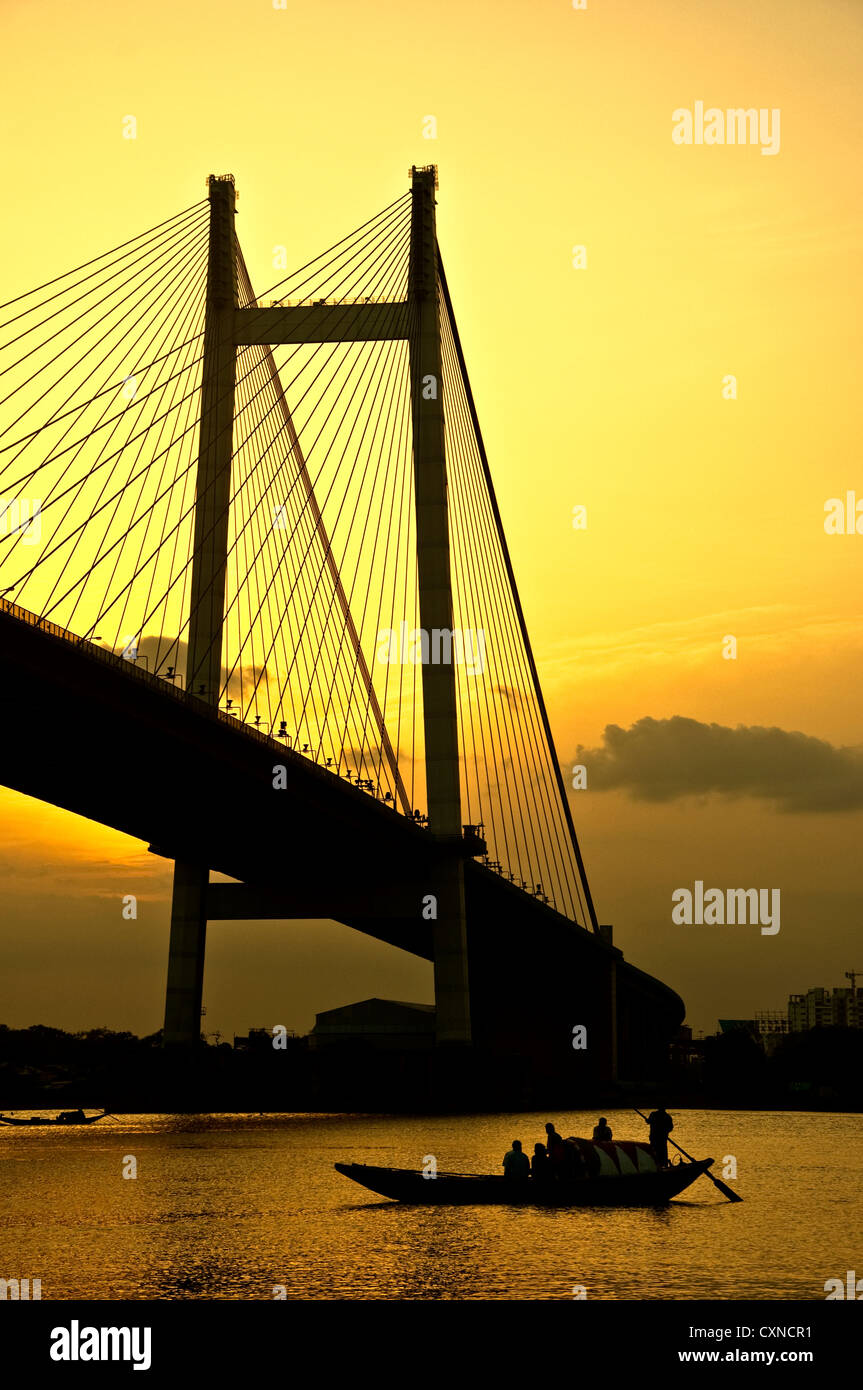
430,856,471,1045
164,862,209,1046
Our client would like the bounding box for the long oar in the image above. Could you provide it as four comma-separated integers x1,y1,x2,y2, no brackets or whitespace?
634,1109,743,1203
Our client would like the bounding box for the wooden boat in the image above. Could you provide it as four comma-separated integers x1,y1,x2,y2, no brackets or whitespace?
0,1110,108,1127
335,1145,716,1207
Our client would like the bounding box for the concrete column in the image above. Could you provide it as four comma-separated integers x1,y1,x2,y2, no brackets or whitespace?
599,926,619,1082
163,176,237,1046
608,957,618,1082
408,166,471,1045
163,862,210,1046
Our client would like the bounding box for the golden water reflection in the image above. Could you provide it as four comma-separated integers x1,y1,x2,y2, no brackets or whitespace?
0,1109,856,1300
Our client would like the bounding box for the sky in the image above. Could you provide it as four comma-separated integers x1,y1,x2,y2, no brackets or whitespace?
0,0,861,1040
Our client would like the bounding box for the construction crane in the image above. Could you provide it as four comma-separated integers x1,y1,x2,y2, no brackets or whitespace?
844,971,863,991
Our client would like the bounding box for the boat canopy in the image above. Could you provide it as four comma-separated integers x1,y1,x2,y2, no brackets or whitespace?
566,1138,658,1175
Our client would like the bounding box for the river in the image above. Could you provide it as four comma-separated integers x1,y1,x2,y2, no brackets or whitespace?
0,1108,856,1300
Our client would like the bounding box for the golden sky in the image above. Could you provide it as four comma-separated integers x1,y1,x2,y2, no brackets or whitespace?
1,0,861,1036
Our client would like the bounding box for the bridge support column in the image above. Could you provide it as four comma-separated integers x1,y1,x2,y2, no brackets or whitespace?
608,957,618,1083
599,925,619,1083
408,166,471,1046
163,175,238,1046
164,862,209,1045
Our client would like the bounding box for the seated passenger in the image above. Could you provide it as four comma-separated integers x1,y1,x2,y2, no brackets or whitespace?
592,1116,613,1142
544,1122,566,1177
502,1139,530,1180
562,1137,587,1178
531,1142,549,1181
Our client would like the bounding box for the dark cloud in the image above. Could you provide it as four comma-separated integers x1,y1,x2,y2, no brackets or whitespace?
118,635,273,701
574,716,863,813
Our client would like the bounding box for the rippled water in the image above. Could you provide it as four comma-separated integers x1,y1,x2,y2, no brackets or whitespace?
0,1109,857,1300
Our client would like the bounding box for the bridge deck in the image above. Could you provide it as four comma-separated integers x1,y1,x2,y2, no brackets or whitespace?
0,602,684,1076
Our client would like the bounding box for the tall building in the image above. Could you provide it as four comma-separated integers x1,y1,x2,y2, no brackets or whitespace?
788,986,863,1032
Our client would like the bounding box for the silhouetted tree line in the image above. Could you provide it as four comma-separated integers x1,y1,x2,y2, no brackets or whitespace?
0,1023,860,1112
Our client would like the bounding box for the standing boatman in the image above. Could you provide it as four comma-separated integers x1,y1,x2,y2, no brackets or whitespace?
645,1106,674,1167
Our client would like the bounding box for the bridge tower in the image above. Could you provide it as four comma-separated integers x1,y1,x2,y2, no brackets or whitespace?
163,169,472,1046
163,176,237,1046
407,166,471,1044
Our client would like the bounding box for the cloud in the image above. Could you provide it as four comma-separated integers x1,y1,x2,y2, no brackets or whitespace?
117,635,274,702
539,606,863,690
574,716,863,813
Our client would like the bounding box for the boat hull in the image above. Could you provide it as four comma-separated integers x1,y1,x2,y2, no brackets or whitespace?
335,1159,714,1206
0,1114,106,1126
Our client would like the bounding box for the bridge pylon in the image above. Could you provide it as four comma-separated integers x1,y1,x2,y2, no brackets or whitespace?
163,176,237,1046
407,166,471,1045
163,169,472,1047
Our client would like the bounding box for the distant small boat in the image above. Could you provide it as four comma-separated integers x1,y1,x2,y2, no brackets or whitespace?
336,1142,715,1207
0,1110,108,1127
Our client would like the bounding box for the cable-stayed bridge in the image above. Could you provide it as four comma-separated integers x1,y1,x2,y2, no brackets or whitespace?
0,168,682,1083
